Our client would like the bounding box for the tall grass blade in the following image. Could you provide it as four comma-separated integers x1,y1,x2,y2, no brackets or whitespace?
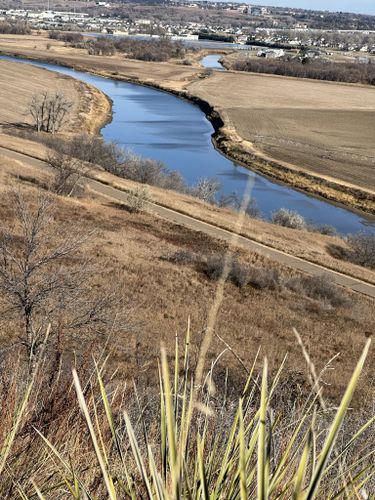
305,339,371,499
257,359,268,500
72,369,117,500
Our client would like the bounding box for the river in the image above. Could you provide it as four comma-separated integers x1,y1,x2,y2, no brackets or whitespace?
1,55,374,235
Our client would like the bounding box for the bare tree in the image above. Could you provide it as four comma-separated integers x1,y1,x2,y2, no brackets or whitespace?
28,92,73,133
47,150,91,196
192,177,221,204
0,191,118,372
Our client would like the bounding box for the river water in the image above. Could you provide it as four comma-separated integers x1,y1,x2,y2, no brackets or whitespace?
1,55,374,234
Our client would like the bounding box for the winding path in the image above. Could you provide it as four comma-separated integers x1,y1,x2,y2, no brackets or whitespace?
1,145,374,299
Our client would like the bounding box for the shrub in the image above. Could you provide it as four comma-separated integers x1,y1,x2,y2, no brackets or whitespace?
247,266,280,289
191,177,221,204
286,274,350,308
203,254,225,280
346,233,375,269
125,186,150,213
203,256,280,290
163,250,197,264
271,208,307,230
246,198,262,219
309,224,338,236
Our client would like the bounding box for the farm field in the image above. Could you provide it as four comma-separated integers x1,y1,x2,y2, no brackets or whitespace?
188,71,375,191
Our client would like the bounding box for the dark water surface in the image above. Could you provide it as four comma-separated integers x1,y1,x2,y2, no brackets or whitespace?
2,55,374,234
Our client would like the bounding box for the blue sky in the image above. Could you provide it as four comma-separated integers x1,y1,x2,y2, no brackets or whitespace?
230,1,375,15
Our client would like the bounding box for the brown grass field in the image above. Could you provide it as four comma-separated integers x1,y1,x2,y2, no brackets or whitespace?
0,59,110,134
0,155,374,406
2,132,375,287
188,71,375,192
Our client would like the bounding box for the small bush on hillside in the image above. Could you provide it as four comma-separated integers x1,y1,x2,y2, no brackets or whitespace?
203,254,225,280
246,198,262,219
230,260,251,287
346,233,375,269
125,186,150,213
309,224,338,236
271,208,307,230
163,250,197,265
203,256,280,290
286,274,350,308
247,266,280,289
191,177,221,204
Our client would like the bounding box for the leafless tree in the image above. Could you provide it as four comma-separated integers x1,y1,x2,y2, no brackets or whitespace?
0,191,119,372
28,92,73,133
192,177,221,204
47,150,91,196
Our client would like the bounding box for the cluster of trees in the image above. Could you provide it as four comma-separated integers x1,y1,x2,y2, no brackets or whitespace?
87,36,186,61
232,58,375,85
48,30,84,44
28,92,73,133
197,32,235,43
0,20,31,34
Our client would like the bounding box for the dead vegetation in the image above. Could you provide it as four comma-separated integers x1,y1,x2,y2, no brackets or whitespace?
0,172,373,405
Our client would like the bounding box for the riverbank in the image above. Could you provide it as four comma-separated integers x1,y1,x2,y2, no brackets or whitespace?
0,58,111,136
0,33,374,215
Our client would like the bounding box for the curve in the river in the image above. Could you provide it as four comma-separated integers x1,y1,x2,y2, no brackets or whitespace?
1,55,374,235
200,54,225,70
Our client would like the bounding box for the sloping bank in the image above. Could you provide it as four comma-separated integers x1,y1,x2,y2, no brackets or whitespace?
1,49,374,215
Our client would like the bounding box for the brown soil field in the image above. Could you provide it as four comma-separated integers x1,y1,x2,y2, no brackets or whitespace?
0,58,110,134
188,71,375,192
0,154,374,405
1,33,374,212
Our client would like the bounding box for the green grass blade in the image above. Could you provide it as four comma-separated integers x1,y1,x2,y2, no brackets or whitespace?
305,339,371,500
72,369,117,500
0,381,33,476
257,359,268,500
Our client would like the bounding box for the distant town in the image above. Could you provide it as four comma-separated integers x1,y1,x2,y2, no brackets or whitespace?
1,0,375,55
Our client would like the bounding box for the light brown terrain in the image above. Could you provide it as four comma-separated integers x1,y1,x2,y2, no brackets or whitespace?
0,58,111,134
188,70,375,192
0,151,374,405
0,33,374,212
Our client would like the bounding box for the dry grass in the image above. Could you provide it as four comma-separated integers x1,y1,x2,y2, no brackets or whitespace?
0,59,110,134
0,33,202,91
0,167,373,406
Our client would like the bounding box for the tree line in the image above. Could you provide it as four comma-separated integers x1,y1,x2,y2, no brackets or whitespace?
0,20,31,34
232,58,375,85
49,31,188,62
